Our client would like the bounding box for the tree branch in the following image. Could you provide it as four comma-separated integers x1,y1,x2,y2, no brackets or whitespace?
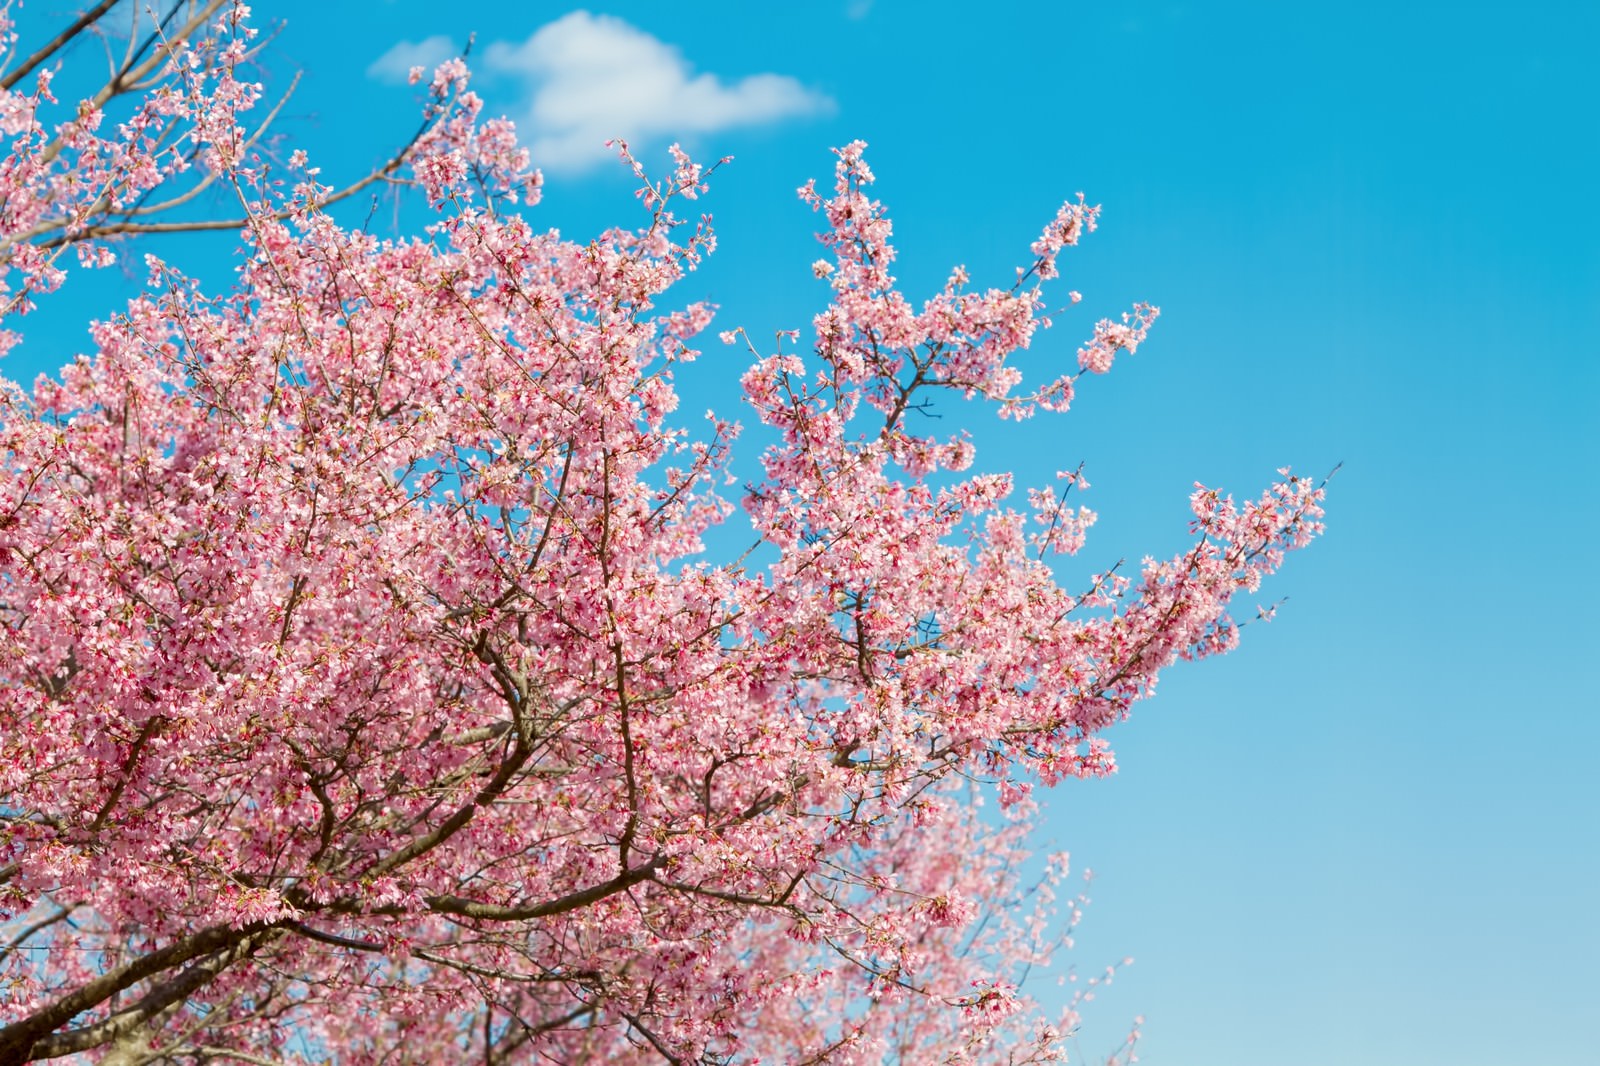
425,858,664,922
0,921,280,1063
0,0,121,92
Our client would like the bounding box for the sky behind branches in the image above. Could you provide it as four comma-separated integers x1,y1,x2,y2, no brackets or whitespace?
8,2,1598,1063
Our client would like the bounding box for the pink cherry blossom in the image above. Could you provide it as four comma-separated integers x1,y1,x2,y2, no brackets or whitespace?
0,6,1325,1064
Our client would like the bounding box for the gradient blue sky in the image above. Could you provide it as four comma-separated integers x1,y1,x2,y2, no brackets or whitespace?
10,1,1598,1063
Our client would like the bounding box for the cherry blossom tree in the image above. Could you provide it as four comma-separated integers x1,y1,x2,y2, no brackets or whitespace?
0,3,1326,1063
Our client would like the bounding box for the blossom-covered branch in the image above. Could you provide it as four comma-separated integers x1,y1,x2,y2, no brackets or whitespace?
0,6,1324,1063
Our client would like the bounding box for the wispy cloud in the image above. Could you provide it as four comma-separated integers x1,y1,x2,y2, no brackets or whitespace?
367,35,460,85
481,11,832,174
846,0,875,19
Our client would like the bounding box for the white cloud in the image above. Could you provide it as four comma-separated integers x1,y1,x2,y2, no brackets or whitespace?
367,35,460,85
483,12,832,174
846,0,875,19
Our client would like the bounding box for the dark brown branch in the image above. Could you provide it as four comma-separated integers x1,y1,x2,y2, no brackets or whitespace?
286,921,383,953
620,1011,686,1066
26,929,275,1060
87,716,164,833
425,857,664,922
354,741,532,881
0,921,280,1063
0,0,121,92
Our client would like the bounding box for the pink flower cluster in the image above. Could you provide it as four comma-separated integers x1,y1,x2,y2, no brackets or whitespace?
0,10,1324,1064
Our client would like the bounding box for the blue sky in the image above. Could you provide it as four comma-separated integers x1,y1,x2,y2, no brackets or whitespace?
10,1,1598,1062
